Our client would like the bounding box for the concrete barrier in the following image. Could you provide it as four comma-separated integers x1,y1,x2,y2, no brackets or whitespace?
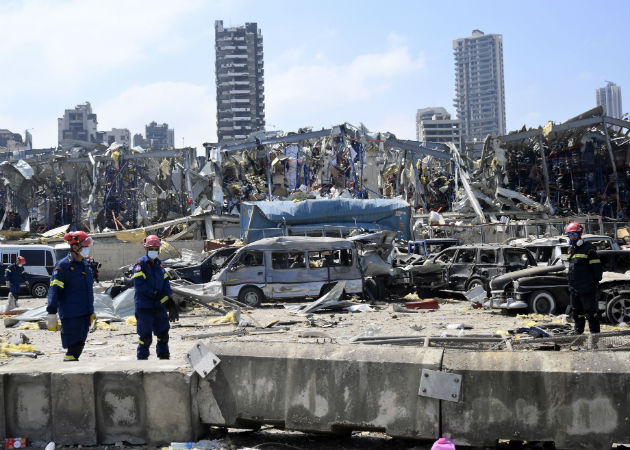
0,361,201,445
199,342,443,439
441,351,630,449
1,344,629,448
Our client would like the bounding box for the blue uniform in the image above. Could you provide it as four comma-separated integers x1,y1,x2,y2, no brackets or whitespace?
132,255,173,360
6,263,27,294
47,255,94,360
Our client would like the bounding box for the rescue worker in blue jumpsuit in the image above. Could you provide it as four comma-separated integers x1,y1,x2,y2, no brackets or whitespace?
566,222,603,334
5,256,28,309
46,231,96,361
132,234,179,360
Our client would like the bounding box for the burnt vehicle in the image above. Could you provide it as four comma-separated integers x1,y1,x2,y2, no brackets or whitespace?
488,250,630,322
166,246,238,284
424,244,537,293
406,238,461,259
509,234,619,266
351,231,447,299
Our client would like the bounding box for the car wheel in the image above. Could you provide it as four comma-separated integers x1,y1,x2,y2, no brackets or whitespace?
238,286,264,307
528,290,556,315
606,295,630,324
31,282,49,298
466,278,485,291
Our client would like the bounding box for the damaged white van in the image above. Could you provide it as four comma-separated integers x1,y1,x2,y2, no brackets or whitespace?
208,236,363,306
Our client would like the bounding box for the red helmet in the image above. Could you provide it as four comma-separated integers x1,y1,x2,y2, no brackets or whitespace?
17,256,26,265
566,222,584,235
143,234,161,248
64,231,92,247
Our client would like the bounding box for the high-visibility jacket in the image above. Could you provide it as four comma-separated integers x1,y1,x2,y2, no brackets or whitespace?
567,241,602,293
132,255,173,309
47,255,94,319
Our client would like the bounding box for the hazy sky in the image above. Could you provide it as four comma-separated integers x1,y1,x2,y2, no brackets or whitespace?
1,0,628,151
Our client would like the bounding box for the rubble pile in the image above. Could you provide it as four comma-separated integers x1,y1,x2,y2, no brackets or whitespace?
0,108,628,238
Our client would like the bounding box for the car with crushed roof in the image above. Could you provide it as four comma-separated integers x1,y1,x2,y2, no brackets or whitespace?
508,234,619,266
423,244,537,293
488,250,630,322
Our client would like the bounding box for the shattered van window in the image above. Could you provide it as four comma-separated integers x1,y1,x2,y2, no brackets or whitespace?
272,252,305,269
238,251,263,267
309,251,332,268
331,249,353,266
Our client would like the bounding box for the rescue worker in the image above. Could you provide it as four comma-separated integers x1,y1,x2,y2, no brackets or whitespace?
566,222,603,334
5,256,29,310
46,231,96,361
132,234,179,360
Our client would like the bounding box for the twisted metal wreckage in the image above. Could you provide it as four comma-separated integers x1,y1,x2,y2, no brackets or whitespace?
0,106,628,238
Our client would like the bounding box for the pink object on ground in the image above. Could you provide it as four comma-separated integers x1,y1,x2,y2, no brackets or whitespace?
431,437,455,450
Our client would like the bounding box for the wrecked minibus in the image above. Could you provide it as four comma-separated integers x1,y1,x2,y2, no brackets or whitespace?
207,236,363,306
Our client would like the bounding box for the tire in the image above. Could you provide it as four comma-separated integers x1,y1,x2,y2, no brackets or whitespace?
364,278,385,301
528,290,556,315
466,278,486,291
606,295,630,324
238,286,264,307
31,282,49,298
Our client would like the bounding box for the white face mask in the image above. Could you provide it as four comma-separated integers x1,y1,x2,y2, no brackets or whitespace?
81,247,91,257
147,250,159,260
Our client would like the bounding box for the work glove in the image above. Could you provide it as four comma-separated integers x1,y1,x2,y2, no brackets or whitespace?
47,314,59,331
89,313,96,327
163,297,179,322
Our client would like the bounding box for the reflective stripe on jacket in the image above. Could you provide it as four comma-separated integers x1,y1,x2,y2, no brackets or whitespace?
47,255,94,319
133,255,173,309
567,241,602,292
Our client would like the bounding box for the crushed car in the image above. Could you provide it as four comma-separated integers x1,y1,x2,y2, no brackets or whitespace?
508,234,619,266
423,244,537,293
488,250,630,322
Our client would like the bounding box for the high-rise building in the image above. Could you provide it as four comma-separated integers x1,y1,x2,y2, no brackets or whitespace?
145,121,174,149
415,107,461,145
58,102,98,144
453,30,506,141
596,81,623,119
215,20,265,142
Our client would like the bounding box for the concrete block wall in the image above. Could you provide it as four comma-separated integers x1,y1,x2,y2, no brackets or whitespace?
441,351,630,449
200,342,443,439
0,361,201,445
1,344,629,449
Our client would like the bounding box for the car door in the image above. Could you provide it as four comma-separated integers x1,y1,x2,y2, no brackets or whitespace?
224,251,265,297
475,248,499,284
448,248,477,290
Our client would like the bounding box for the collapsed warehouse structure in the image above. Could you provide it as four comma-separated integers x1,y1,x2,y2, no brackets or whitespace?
0,107,628,241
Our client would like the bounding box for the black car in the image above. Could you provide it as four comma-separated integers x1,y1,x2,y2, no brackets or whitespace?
0,272,50,298
426,244,537,292
167,247,238,284
488,250,630,322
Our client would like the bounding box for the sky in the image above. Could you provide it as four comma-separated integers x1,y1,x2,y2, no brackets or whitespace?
0,0,628,152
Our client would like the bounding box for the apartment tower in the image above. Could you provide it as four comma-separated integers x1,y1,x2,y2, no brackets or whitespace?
453,30,506,141
215,20,265,142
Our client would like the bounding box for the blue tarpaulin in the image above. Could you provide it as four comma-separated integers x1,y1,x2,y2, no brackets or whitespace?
240,198,411,243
